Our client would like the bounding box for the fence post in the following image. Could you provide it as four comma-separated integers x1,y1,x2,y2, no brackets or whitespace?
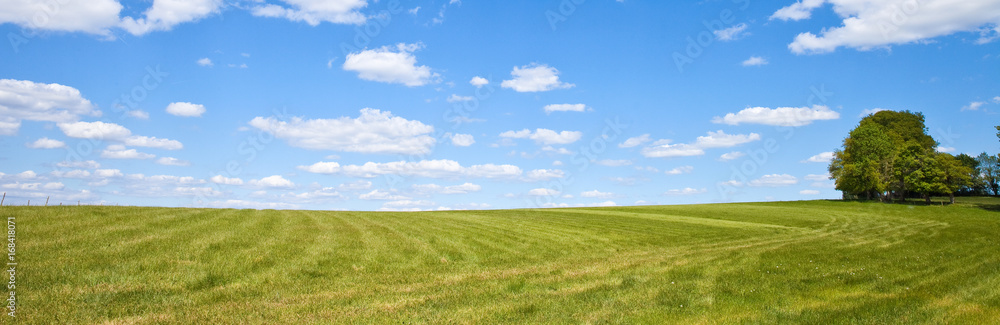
45,196,50,206
1,192,5,206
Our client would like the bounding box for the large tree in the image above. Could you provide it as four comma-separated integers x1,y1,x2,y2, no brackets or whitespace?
955,153,985,196
894,145,945,204
830,110,937,201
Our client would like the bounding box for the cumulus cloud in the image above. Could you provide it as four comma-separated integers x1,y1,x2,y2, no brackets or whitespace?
249,108,436,155
251,0,367,26
719,151,746,161
501,63,574,92
343,43,439,87
127,110,150,119
742,56,768,66
800,189,821,195
0,79,99,134
156,157,190,166
27,138,66,149
298,159,527,180
715,23,749,41
773,0,1000,54
0,0,122,36
664,188,707,195
197,58,213,67
748,174,799,187
581,190,614,199
450,133,475,147
712,105,839,126
101,148,155,159
803,151,835,163
619,134,651,148
119,0,223,35
58,121,130,139
249,175,295,188
447,94,474,103
641,130,759,158
57,160,100,169
528,188,560,196
210,175,244,185
544,103,589,114
665,166,694,175
124,136,183,150
412,183,481,194
499,128,582,145
469,76,489,87
962,101,987,111
165,102,206,117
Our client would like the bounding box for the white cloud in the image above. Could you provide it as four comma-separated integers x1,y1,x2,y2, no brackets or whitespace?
251,0,367,26
204,199,297,210
196,58,213,67
343,43,439,87
470,76,489,88
359,189,410,200
803,151,835,163
249,175,295,188
501,63,574,92
58,121,131,139
50,169,91,178
15,171,37,179
450,133,475,147
528,188,560,196
800,190,821,195
664,188,707,196
126,110,149,119
544,103,589,114
619,134,651,148
298,159,527,180
769,0,824,21
641,141,704,158
210,175,244,185
380,200,435,211
447,94,474,103
408,7,420,15
249,108,436,155
500,128,582,145
776,0,1000,54
962,101,987,111
524,169,565,182
594,159,632,167
165,102,206,117
715,23,749,41
742,56,768,66
412,183,481,194
27,137,66,149
694,130,761,148
581,190,614,199
0,0,122,36
94,169,123,178
0,79,100,134
719,151,746,161
156,157,190,166
665,166,694,175
994,96,1000,103
712,105,839,127
124,136,183,150
101,148,155,159
804,174,830,181
120,0,223,35
748,174,798,187
57,160,100,169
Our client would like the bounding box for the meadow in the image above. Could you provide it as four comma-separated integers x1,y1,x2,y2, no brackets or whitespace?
5,198,1000,324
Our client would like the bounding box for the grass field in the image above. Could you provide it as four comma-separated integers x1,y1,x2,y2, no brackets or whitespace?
5,198,1000,324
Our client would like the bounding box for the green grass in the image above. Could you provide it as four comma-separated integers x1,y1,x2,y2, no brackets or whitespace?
5,198,1000,324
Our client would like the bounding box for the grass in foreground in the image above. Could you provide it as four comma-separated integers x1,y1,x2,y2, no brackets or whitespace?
5,198,1000,324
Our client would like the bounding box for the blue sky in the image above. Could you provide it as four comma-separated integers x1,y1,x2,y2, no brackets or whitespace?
0,0,998,210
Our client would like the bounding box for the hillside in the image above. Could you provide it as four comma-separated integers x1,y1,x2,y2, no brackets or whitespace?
6,198,1000,323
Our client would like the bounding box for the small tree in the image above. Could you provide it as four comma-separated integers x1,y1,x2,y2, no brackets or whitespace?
977,152,1000,195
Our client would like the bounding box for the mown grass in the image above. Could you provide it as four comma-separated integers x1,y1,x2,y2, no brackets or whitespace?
5,198,1000,324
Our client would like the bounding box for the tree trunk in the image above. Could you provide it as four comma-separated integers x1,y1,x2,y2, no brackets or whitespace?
949,193,955,204
924,194,931,204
